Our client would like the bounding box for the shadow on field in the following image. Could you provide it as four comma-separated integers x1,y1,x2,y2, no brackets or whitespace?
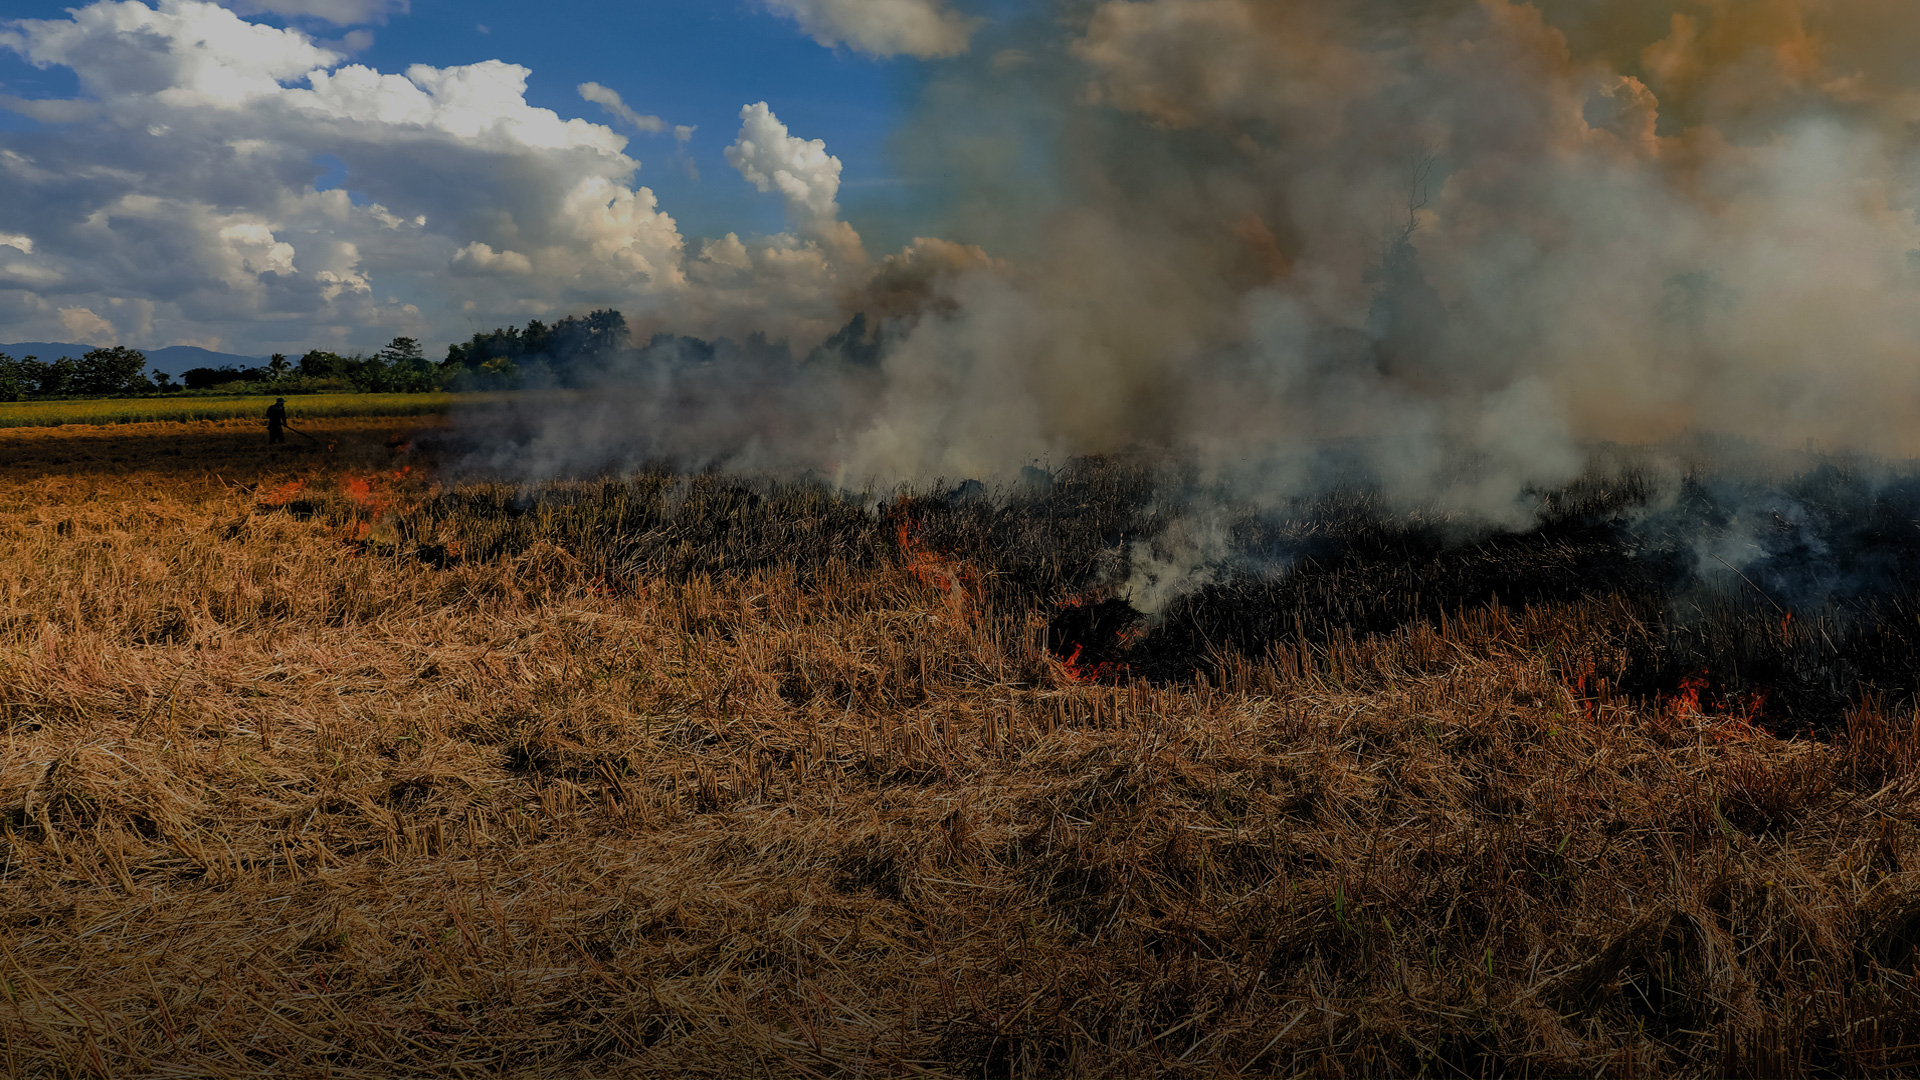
0,415,441,491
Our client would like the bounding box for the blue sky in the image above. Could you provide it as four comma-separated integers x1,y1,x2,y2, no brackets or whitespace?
0,0,992,354
0,0,927,248
369,0,934,245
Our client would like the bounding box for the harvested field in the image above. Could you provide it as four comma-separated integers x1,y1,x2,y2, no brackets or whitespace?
4,421,1920,1077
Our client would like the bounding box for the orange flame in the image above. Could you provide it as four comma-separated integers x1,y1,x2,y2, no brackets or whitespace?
340,467,412,516
257,478,308,507
1660,669,1766,741
342,475,375,505
895,518,976,597
1670,672,1708,718
1734,689,1769,730
1055,642,1128,684
1561,658,1600,721
338,466,417,544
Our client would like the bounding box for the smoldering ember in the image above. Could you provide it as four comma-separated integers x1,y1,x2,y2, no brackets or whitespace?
7,2,1920,1078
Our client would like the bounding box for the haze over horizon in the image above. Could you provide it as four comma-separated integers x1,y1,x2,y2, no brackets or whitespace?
8,1,1920,507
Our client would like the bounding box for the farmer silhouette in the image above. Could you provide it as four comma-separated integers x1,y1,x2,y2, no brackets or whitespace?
266,398,287,444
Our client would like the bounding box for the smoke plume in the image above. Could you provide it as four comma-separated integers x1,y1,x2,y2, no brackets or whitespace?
760,0,980,59
481,0,1920,537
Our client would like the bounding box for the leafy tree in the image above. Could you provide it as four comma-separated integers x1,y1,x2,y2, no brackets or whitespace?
152,370,175,391
267,353,291,379
370,336,438,393
440,309,644,390
74,346,151,396
443,316,576,388
35,356,79,398
641,333,717,365
181,367,228,390
444,327,524,371
298,350,350,378
378,337,426,367
546,310,628,380
0,354,31,402
182,364,270,390
522,318,551,357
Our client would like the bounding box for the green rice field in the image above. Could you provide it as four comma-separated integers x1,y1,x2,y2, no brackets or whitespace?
0,392,483,427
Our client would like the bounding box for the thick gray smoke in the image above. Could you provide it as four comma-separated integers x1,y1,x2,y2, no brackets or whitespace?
470,0,1920,538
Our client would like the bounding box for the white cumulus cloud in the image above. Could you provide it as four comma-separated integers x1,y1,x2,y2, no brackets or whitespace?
2,0,342,108
726,102,844,232
58,305,117,344
577,81,666,135
0,0,914,358
220,0,408,26
299,60,626,152
218,221,298,279
725,101,868,272
0,0,702,354
450,241,533,277
762,0,978,59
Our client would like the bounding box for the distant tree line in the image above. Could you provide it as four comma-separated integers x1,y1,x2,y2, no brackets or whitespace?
185,338,438,395
1,306,883,402
0,347,155,401
441,309,633,388
439,307,878,390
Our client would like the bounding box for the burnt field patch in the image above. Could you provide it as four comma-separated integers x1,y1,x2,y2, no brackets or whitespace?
358,446,1920,735
11,427,1920,1077
1093,460,1920,736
